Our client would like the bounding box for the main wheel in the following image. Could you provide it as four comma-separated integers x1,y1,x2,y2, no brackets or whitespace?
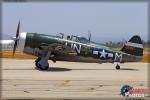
116,64,120,70
35,58,41,69
35,58,49,70
36,63,49,70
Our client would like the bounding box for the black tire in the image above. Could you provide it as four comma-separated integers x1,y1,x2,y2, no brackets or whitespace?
35,58,49,70
36,63,49,70
35,57,41,69
116,64,120,70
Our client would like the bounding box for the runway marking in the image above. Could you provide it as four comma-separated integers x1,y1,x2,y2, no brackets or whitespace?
61,80,70,86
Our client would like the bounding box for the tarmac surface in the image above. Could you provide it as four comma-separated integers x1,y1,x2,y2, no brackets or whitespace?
0,58,149,99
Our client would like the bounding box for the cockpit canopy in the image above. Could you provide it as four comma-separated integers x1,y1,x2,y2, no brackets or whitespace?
71,36,90,44
56,33,90,44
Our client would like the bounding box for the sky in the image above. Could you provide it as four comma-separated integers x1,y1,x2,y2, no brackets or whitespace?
2,2,148,43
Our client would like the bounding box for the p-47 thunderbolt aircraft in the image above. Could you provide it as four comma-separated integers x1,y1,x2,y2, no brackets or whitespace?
13,21,143,70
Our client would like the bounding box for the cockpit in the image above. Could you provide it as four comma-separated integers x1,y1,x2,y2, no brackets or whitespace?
72,36,90,44
67,35,90,44
56,33,90,44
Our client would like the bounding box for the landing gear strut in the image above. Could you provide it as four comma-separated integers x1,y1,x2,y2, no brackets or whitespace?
35,51,51,70
116,64,120,70
35,57,49,70
114,53,122,70
35,57,41,68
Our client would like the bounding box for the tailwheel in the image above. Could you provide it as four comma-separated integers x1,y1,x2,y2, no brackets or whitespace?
116,64,120,70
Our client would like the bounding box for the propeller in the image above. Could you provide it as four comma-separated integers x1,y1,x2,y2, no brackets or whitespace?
13,20,20,55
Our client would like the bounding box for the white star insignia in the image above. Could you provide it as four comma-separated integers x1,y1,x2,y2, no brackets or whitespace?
99,49,107,58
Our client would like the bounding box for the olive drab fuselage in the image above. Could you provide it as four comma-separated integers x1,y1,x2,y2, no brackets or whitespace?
23,33,142,63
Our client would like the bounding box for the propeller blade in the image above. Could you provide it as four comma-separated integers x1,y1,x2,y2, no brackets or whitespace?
16,20,20,38
13,40,17,55
13,20,20,56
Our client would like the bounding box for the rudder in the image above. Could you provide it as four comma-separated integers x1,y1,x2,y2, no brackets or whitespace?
121,35,143,56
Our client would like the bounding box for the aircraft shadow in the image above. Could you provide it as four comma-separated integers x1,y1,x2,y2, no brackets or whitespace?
72,68,138,71
41,67,72,72
41,67,138,72
119,68,139,71
3,67,138,72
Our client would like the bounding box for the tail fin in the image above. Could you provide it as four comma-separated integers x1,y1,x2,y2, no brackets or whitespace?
121,35,143,56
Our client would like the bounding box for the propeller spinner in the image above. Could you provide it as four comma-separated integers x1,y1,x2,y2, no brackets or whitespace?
13,21,20,55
